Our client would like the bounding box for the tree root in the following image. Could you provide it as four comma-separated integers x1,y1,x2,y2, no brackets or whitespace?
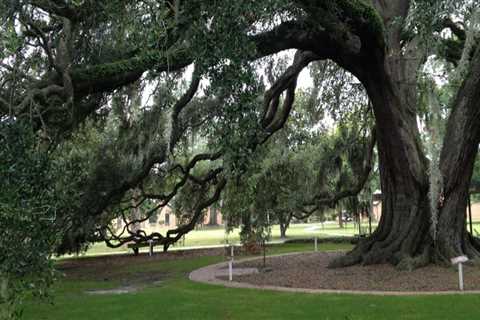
395,245,432,271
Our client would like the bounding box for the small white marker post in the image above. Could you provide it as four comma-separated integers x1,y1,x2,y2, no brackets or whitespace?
228,259,233,281
230,245,234,262
148,239,154,257
314,236,318,252
451,255,469,291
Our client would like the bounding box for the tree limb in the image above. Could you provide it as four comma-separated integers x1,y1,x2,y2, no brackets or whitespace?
302,127,377,214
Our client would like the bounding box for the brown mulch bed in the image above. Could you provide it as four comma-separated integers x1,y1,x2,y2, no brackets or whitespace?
225,252,480,292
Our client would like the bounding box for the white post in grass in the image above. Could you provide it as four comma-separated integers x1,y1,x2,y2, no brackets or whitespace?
451,256,469,291
228,260,233,281
459,263,464,291
314,236,318,252
148,239,154,256
230,244,234,261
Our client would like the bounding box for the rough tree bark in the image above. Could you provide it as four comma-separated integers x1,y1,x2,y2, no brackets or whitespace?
333,67,433,268
437,46,480,262
326,1,480,268
306,0,431,269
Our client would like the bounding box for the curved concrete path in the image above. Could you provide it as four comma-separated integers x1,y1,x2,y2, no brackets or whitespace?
189,253,480,296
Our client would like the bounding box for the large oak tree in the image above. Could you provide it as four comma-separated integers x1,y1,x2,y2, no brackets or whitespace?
2,0,480,270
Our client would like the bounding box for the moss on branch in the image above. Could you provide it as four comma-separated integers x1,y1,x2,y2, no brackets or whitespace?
337,0,384,35
299,0,385,52
72,47,187,83
335,0,385,46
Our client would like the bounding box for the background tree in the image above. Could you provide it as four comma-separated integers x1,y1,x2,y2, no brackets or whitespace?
221,66,375,240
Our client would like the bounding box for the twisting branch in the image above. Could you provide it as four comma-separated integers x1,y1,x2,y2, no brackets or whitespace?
55,17,75,108
100,48,325,249
300,127,377,216
100,173,225,250
293,206,319,220
30,0,80,21
435,19,468,66
442,18,466,41
262,50,320,132
97,151,223,250
18,14,56,70
140,151,222,201
163,177,226,251
7,13,320,135
259,50,321,146
169,67,201,151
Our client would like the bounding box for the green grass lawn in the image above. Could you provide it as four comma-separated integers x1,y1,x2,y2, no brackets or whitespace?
83,220,480,256
23,242,480,320
82,222,375,256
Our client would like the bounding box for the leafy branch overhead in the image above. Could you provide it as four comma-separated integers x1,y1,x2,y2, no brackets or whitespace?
3,0,480,317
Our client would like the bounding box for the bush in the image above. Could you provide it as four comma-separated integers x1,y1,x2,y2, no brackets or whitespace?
0,123,59,319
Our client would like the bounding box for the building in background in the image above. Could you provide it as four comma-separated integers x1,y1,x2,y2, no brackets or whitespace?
115,205,224,234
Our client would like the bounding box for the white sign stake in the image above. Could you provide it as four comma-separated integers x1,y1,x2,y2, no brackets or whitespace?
458,263,464,291
148,240,154,256
230,245,234,261
314,237,318,252
228,260,233,281
451,255,469,291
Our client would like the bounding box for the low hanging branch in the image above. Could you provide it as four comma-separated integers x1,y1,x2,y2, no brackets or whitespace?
295,127,377,219
97,50,324,250
163,178,226,251
262,50,320,134
100,173,225,252
97,151,224,251
74,64,205,221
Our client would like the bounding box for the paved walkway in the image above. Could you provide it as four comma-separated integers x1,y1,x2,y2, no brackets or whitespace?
189,253,480,296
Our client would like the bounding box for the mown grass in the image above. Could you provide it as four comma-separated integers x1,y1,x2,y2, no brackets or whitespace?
81,222,374,256
23,242,480,320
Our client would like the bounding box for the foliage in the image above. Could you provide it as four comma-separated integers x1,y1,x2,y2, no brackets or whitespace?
2,0,479,308
0,123,59,319
221,70,374,241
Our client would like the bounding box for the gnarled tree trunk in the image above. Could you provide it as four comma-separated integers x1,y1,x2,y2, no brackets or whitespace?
330,8,480,268
330,59,433,269
436,46,480,262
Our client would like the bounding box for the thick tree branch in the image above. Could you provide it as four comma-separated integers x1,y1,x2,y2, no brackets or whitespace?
31,0,82,21
441,46,480,196
99,164,225,251
163,177,226,251
169,68,201,151
302,128,377,214
262,50,319,129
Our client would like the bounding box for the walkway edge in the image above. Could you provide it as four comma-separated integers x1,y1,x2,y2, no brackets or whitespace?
189,252,480,296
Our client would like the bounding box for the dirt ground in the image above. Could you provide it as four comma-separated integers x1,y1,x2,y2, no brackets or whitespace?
57,247,227,282
226,252,480,292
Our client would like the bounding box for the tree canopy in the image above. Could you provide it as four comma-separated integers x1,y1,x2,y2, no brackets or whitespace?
2,0,480,317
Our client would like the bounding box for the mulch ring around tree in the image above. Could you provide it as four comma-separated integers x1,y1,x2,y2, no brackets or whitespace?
217,252,480,292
